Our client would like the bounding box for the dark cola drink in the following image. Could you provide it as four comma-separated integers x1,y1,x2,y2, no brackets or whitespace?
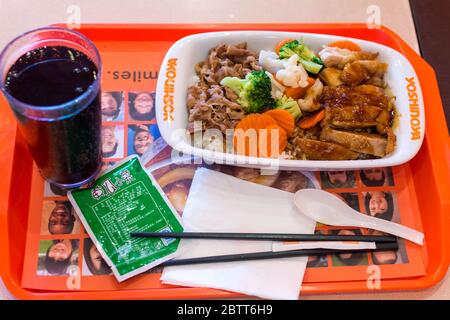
0,28,102,189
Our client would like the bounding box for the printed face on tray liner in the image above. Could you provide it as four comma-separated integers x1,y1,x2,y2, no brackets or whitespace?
101,92,119,117
134,128,154,156
84,239,112,275
360,168,385,186
48,202,75,235
135,92,154,115
365,191,394,221
45,239,77,275
48,241,72,261
335,230,365,266
232,167,260,181
272,171,308,193
327,171,348,186
102,126,118,157
164,182,189,214
129,92,155,120
369,230,398,265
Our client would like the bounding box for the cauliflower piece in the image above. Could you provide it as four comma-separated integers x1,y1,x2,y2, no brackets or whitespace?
297,79,323,112
265,71,285,100
275,54,309,88
258,50,284,74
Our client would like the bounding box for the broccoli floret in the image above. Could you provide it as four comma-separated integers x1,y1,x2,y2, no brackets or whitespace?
299,59,323,75
311,56,323,65
219,77,242,94
220,70,275,113
278,40,301,59
275,95,302,120
278,39,319,61
278,39,324,74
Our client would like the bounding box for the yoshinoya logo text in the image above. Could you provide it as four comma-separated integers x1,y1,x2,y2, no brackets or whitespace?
163,58,177,122
406,77,421,140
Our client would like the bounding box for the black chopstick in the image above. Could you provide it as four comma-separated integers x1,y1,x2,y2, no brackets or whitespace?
131,232,397,243
161,241,398,266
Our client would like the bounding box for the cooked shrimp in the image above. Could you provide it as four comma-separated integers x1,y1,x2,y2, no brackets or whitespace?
297,79,324,112
318,46,379,69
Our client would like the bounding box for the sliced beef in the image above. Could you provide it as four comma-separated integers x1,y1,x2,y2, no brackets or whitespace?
293,138,359,160
223,85,239,101
187,42,261,133
187,84,244,133
213,64,244,83
195,42,261,88
320,127,388,157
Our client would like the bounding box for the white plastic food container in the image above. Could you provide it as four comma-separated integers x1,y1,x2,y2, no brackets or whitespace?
155,31,425,170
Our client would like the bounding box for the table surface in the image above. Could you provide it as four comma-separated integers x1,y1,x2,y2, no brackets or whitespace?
0,0,448,300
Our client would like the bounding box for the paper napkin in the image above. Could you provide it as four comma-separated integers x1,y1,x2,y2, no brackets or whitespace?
160,168,316,300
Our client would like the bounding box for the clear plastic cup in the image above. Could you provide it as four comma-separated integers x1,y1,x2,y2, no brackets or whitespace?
0,26,102,190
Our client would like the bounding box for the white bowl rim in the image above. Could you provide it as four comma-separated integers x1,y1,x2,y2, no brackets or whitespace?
155,30,425,171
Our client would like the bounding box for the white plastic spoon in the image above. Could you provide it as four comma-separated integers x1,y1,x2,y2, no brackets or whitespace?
294,189,424,245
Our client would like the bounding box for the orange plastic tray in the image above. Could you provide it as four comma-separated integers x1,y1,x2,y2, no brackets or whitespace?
0,23,449,299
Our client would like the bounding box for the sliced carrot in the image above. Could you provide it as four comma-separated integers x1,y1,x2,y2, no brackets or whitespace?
284,86,306,100
298,109,325,129
275,38,294,55
233,114,277,156
283,77,316,99
307,77,316,86
234,129,258,157
269,124,287,154
264,109,295,137
328,40,361,52
260,124,287,157
234,113,276,131
255,113,277,131
233,114,289,157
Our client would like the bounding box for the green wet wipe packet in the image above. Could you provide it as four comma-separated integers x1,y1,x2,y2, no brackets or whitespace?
68,155,183,282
